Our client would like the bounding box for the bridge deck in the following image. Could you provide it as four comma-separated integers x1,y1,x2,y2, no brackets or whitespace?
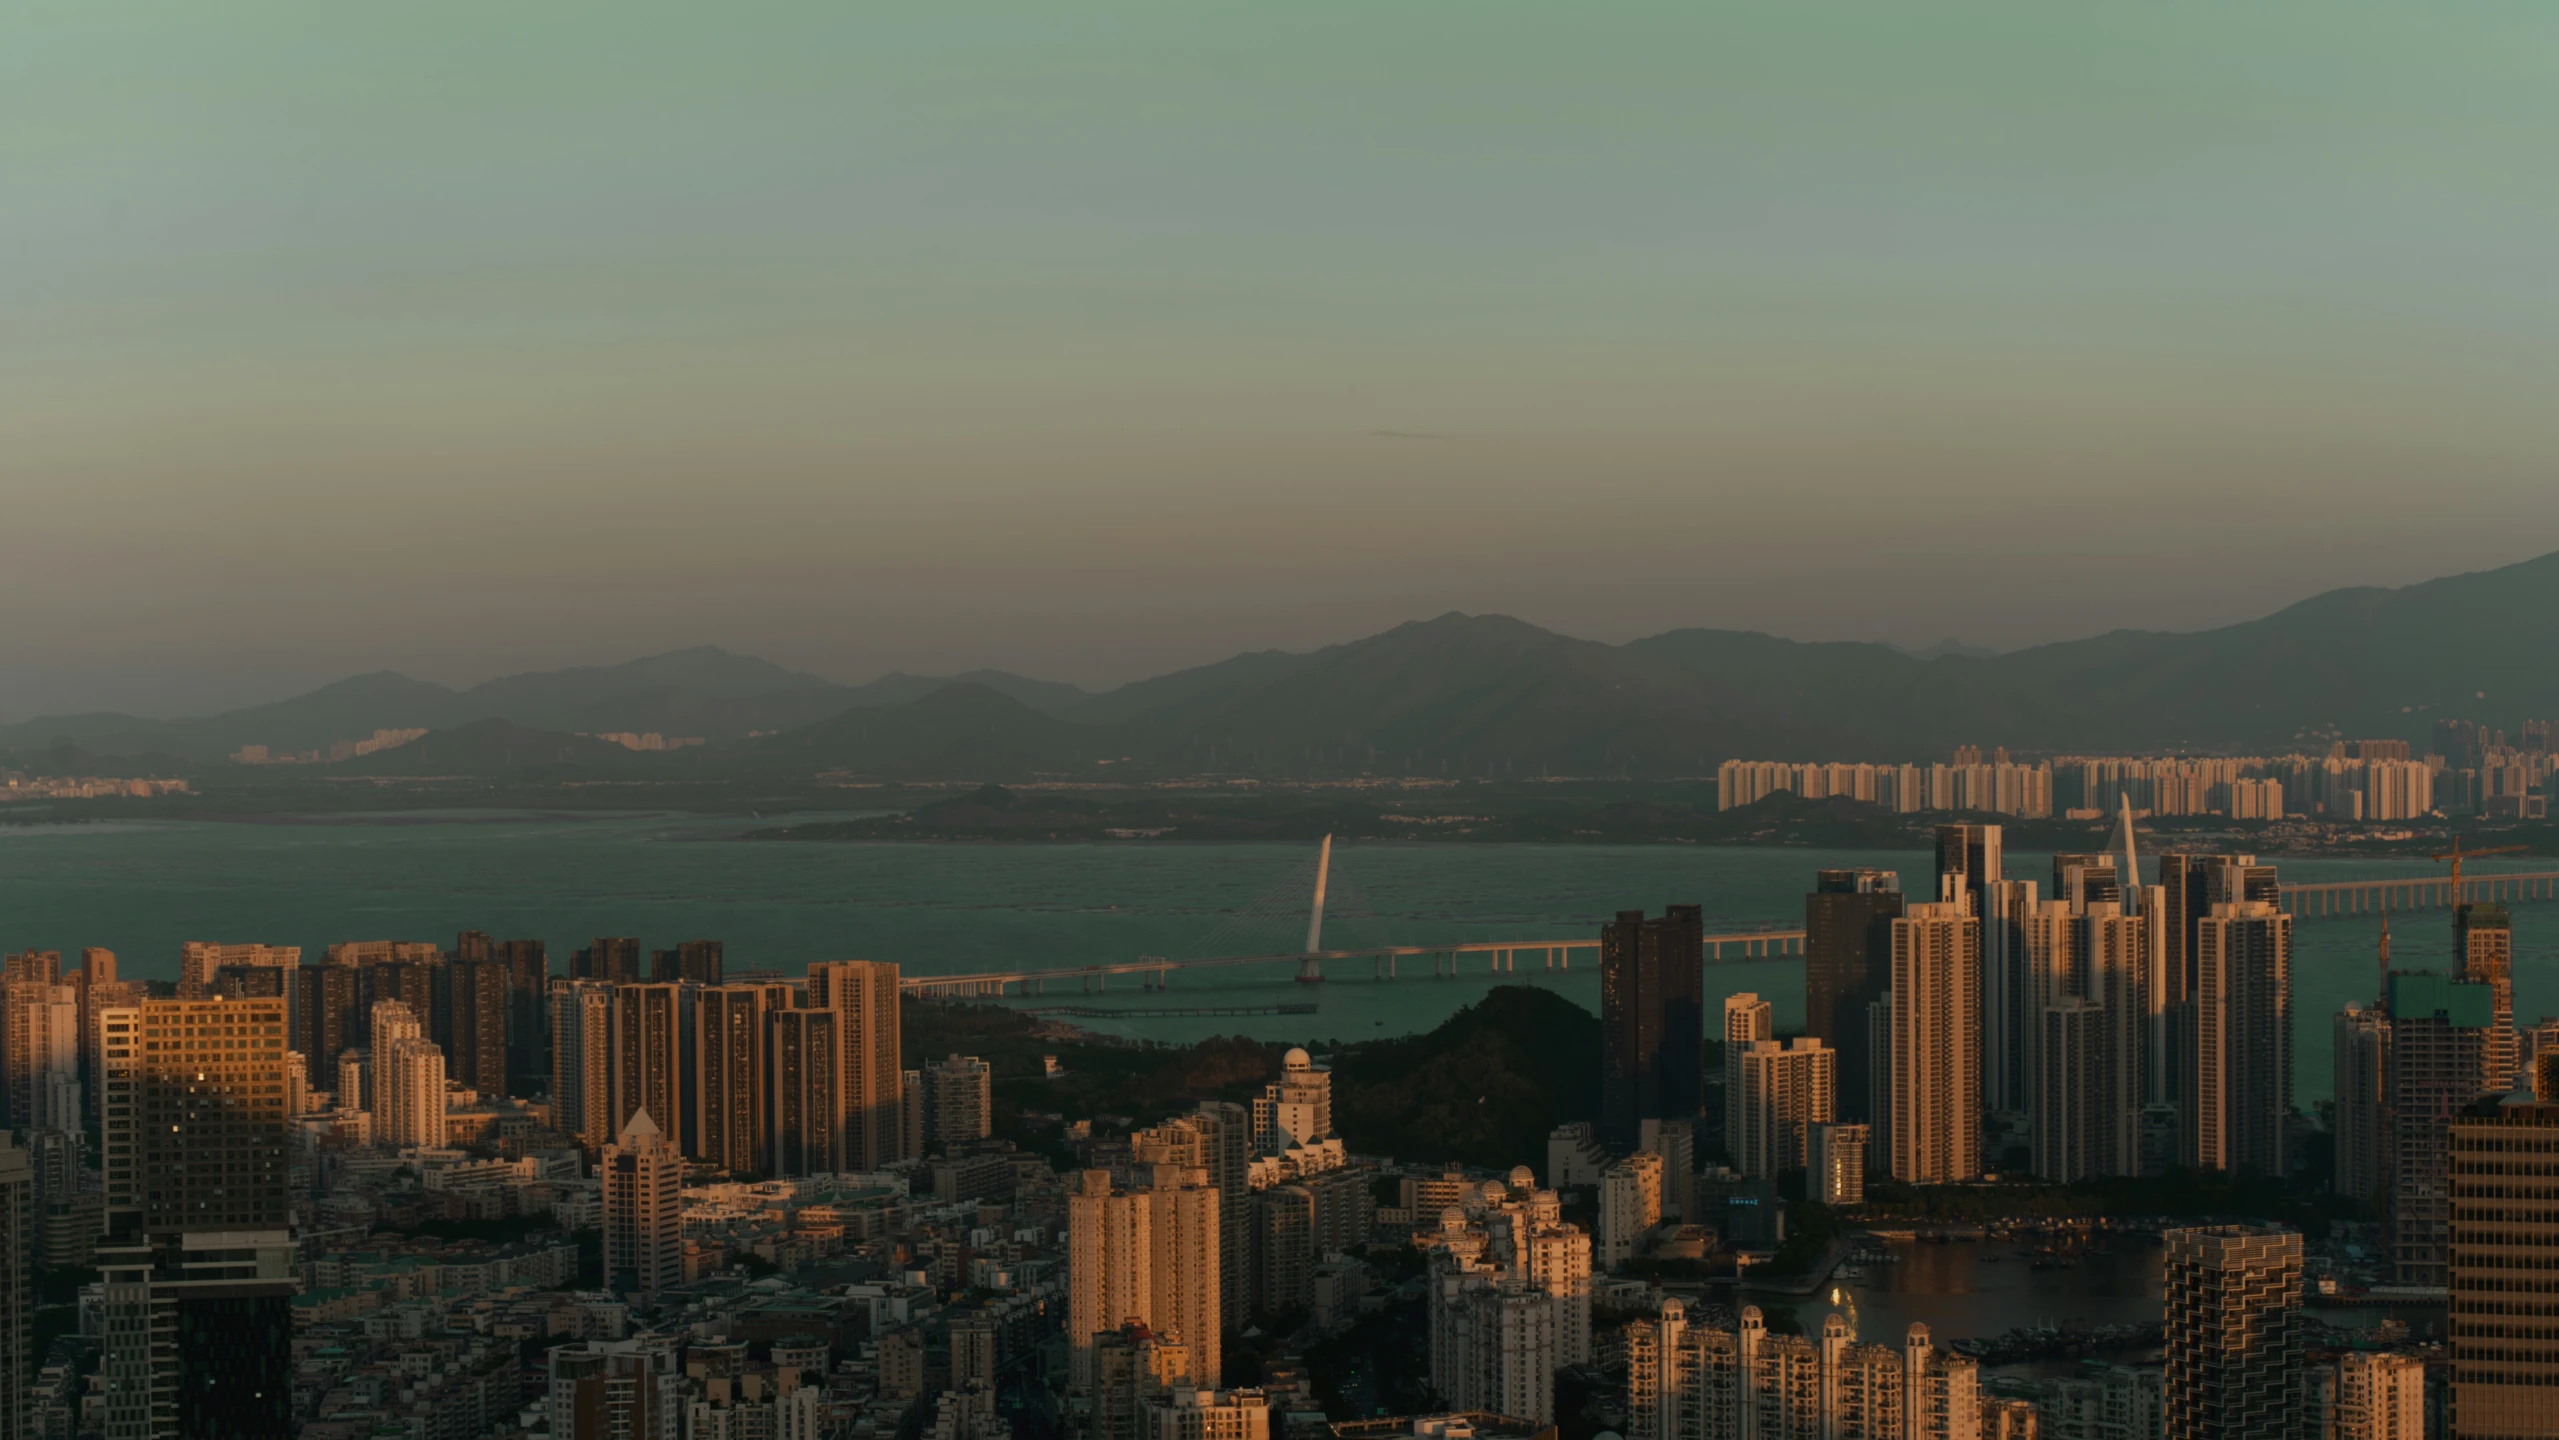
904,929,1803,996
902,869,2559,996
2275,869,2559,916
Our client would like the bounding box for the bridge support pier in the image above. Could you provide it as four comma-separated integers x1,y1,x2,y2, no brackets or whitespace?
1296,955,1324,985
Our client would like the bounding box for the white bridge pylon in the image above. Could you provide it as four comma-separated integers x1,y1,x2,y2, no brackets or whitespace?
1298,833,1333,984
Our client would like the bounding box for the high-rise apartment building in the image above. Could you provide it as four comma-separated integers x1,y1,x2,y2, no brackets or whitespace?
2156,853,2209,1093
2024,899,2147,1181
457,931,550,1091
1429,1282,1559,1425
2360,760,2434,821
2052,852,2123,911
1889,901,1981,1183
2333,1001,2391,1209
2458,903,2519,1091
1246,1046,1334,1155
1600,907,1705,1152
208,962,288,1001
499,938,550,1089
97,1230,296,1440
660,939,726,985
2334,1352,2426,1440
444,955,510,1097
362,959,438,1048
338,1049,368,1114
1251,1170,1372,1319
807,960,905,1169
1,950,58,985
177,942,300,1001
2035,997,2106,1184
324,939,441,969
2021,897,2079,1080
2192,901,2292,1177
1133,1102,1255,1325
1426,1176,1595,1428
96,996,295,1440
2393,971,2495,1287
694,984,772,1175
368,996,422,1114
1733,1037,1834,1179
5,978,82,1134
1597,1151,1664,1268
2450,1095,2559,1438
2164,1225,2303,1440
573,937,644,985
1146,1388,1272,1440
1981,877,2039,1124
1933,823,2002,919
550,979,618,1151
548,1338,682,1440
769,1006,843,1177
1627,1304,1981,1440
100,996,291,1233
1720,992,1774,1156
1067,1168,1223,1390
1193,1102,1256,1328
924,1053,994,1153
613,983,696,1159
293,962,359,1090
1641,1117,1697,1222
602,1110,683,1297
900,1069,926,1160
376,1034,450,1149
1092,1323,1193,1440
2086,903,2152,1165
2159,855,2280,1095
1807,1122,1867,1205
0,1135,26,1440
1803,869,1903,1126
2032,1360,2163,1440
84,974,147,1133
73,948,121,1103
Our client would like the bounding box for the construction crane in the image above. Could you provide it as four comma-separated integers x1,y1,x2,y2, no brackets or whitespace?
2429,837,2528,903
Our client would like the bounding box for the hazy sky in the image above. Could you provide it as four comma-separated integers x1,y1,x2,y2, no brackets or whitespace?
10,3,2559,718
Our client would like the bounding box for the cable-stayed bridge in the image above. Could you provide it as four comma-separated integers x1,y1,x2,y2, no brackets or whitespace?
900,833,1800,998
895,837,2559,999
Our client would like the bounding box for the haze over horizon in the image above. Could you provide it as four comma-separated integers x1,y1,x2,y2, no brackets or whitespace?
13,4,2559,718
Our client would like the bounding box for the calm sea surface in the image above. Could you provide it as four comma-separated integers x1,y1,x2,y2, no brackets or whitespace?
0,810,2552,1103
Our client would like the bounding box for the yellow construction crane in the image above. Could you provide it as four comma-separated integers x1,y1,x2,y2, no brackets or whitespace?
2430,837,2528,902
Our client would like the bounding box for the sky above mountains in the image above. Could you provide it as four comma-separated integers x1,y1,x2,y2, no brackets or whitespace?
11,3,2559,719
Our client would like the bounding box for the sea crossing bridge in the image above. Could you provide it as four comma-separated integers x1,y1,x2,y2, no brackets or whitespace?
896,835,2559,1000
2275,869,2559,917
899,832,1804,999
902,928,1807,999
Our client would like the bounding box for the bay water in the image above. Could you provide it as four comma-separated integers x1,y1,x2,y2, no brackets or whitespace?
0,810,2551,1105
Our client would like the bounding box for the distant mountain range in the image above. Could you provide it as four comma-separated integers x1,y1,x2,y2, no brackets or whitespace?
10,550,2559,780
0,647,1093,765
